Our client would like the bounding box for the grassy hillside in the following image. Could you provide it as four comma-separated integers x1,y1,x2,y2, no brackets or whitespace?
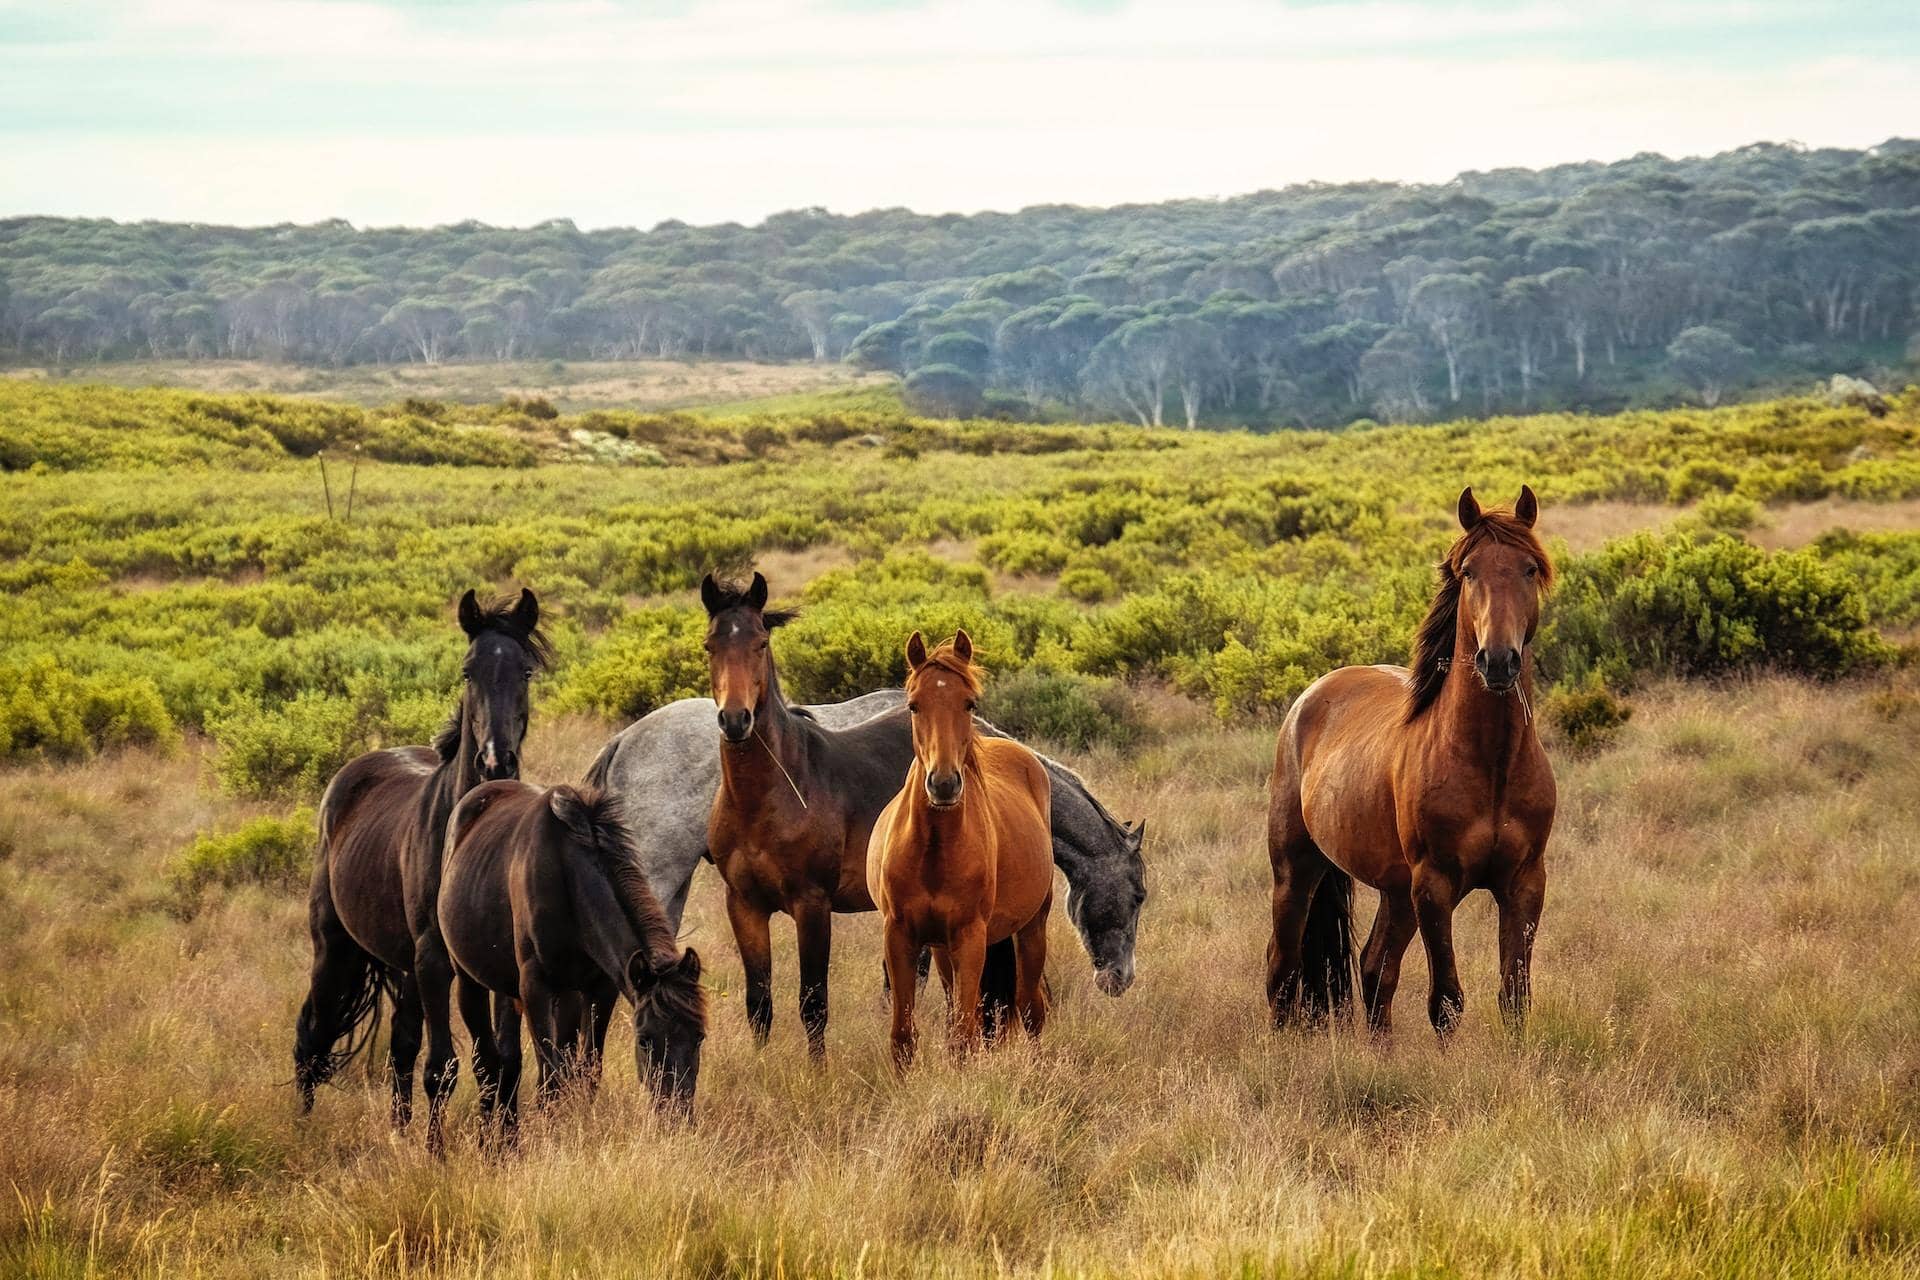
2,383,1919,1275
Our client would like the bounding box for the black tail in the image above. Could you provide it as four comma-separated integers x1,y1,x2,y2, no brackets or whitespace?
1301,869,1356,1021
979,938,1016,1041
293,944,393,1107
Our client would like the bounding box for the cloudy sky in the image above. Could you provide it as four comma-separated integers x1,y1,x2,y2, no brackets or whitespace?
3,0,1917,229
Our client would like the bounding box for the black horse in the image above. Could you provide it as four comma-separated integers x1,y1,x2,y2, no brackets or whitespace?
437,782,707,1145
293,588,548,1135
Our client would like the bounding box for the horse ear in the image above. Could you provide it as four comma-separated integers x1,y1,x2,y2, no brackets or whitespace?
699,573,724,616
746,572,768,611
457,589,482,637
1457,486,1482,532
510,587,539,635
1514,484,1539,528
626,950,660,993
905,631,928,671
952,628,973,662
676,947,702,981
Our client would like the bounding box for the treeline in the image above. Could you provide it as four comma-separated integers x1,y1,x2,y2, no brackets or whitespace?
4,139,1919,426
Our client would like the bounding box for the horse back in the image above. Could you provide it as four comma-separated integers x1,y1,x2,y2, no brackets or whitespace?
977,737,1053,935
440,780,544,995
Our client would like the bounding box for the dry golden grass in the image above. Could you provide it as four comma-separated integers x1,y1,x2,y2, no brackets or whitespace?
3,679,1919,1277
2,359,886,413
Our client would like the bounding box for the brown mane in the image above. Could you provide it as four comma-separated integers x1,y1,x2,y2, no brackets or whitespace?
1404,508,1554,722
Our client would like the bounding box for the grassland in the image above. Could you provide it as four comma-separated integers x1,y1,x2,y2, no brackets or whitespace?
1,358,889,414
2,382,1919,1276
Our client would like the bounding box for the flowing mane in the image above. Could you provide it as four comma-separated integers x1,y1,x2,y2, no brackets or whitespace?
1404,508,1554,722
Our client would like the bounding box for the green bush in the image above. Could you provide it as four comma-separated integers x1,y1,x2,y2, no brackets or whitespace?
1059,566,1118,603
552,606,709,721
979,668,1149,752
1544,532,1888,687
207,676,445,798
169,808,316,894
0,657,177,763
1544,677,1633,754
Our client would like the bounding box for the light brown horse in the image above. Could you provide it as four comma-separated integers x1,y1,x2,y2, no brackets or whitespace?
1266,485,1556,1036
867,631,1052,1069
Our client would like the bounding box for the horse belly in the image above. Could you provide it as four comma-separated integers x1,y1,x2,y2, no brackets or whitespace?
328,824,414,969
1299,750,1405,887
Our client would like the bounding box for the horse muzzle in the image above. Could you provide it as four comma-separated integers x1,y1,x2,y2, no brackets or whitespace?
924,771,964,809
1474,646,1522,693
717,708,754,744
476,744,518,781
1094,958,1135,997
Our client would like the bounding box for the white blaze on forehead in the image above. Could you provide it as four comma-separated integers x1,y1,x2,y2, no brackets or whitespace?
937,679,946,687
730,622,739,636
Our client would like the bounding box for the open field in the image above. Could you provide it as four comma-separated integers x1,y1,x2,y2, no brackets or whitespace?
1,359,890,414
3,679,1920,1277
3,383,1920,1275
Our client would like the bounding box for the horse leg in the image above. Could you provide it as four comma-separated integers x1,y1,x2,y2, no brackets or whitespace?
414,934,459,1158
725,887,775,1047
1359,888,1418,1035
1496,859,1546,1035
580,979,617,1100
1264,847,1327,1028
979,938,1016,1043
520,964,567,1106
552,992,586,1093
491,993,524,1148
882,917,920,1072
794,897,833,1062
386,972,424,1131
1013,894,1051,1039
457,974,501,1135
1411,863,1465,1037
947,920,988,1058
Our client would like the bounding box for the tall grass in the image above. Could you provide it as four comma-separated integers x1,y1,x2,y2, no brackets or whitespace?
2,678,1916,1277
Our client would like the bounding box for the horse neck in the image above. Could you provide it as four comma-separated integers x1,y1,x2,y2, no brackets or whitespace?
1428,612,1538,776
422,700,488,837
899,733,983,855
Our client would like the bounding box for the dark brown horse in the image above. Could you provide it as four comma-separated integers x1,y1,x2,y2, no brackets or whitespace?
1266,486,1556,1036
868,631,1052,1069
702,572,915,1059
436,782,706,1144
293,589,548,1127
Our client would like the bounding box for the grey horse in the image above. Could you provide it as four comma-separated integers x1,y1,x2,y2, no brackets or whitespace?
584,690,1145,996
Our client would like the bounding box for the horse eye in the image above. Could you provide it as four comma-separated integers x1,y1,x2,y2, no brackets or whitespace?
1525,564,1539,578
523,668,534,681
907,703,918,715
966,700,978,712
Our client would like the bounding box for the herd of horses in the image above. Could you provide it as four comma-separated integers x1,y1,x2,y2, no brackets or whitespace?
292,485,1555,1151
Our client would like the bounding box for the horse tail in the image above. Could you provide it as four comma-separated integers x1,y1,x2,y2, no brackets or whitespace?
581,737,618,793
292,930,394,1105
1301,868,1356,1021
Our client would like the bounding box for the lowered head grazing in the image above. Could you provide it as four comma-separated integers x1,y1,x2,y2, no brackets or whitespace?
904,629,981,810
700,571,797,745
630,947,706,1114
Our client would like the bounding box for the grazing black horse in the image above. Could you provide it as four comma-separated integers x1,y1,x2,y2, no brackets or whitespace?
293,588,548,1130
437,782,707,1145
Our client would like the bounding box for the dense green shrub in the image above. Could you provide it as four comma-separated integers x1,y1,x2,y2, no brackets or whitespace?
980,669,1148,752
1544,532,1888,687
0,657,176,762
208,676,445,798
552,606,709,721
169,808,316,894
1544,677,1633,754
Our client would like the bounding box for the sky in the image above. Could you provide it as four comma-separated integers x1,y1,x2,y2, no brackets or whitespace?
2,0,1918,229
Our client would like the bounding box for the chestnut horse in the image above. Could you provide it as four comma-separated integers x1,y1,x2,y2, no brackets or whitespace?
868,631,1052,1069
294,589,547,1125
436,782,706,1146
1266,486,1556,1036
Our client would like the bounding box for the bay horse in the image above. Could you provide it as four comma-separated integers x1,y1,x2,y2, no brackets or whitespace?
293,588,547,1128
1266,486,1556,1036
868,631,1052,1069
436,781,706,1145
702,572,918,1059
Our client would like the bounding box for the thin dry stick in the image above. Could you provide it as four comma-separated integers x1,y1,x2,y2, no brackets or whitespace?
754,727,808,810
344,447,360,522
317,453,334,519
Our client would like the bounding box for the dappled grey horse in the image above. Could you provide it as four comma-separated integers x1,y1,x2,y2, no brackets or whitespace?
585,690,1146,996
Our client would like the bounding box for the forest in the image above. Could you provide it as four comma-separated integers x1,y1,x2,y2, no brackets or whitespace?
5,139,1920,428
